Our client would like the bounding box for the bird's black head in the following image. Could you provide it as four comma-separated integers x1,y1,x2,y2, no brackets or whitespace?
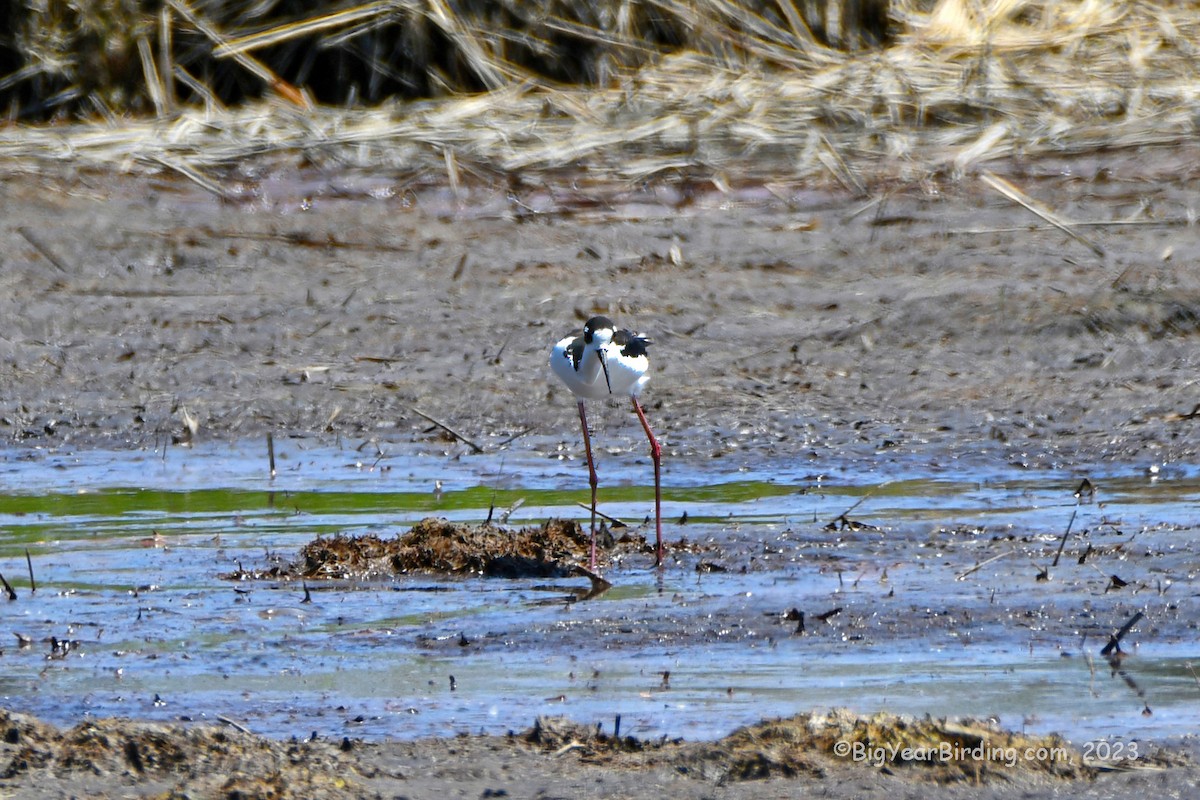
582,316,615,344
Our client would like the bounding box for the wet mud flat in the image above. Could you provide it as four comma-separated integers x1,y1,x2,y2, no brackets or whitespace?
1,149,1199,471
1,152,1200,799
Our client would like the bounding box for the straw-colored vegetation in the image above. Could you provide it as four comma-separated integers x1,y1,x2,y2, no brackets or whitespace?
688,709,1086,781
1,706,1113,797
0,0,1196,188
526,709,1095,783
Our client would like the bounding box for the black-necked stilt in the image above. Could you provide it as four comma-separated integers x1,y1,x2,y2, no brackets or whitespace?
550,316,663,569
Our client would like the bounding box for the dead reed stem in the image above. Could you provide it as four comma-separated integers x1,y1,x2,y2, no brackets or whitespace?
165,0,311,109
980,171,1106,257
0,1,1196,189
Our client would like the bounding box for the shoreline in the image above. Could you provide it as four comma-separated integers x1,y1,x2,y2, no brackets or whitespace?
2,706,1194,800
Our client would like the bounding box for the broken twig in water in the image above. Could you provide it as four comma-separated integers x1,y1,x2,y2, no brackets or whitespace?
25,549,36,594
0,572,16,600
825,485,886,531
497,497,525,525
1051,508,1076,568
1100,611,1144,657
575,502,627,528
955,549,1013,581
410,407,484,453
1099,611,1152,715
216,715,253,734
832,489,875,523
1185,662,1200,691
814,606,843,623
266,432,276,478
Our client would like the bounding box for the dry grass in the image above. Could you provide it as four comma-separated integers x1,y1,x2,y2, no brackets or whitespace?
0,709,370,799
525,708,1097,783
682,708,1088,782
2,0,881,118
0,1,1196,189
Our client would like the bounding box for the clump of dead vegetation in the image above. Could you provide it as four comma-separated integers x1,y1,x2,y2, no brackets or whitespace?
306,516,595,578
523,709,1112,784
0,709,367,799
682,709,1086,782
0,1,1197,192
521,715,680,758
223,517,645,582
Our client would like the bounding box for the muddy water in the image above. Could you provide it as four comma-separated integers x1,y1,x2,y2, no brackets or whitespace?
0,440,1195,748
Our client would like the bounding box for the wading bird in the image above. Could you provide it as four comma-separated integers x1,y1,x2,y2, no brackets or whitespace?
550,316,663,569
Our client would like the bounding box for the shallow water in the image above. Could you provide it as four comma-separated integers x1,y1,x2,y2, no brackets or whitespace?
0,440,1196,749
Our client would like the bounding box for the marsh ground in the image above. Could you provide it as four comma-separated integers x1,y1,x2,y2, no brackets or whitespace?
1,152,1198,798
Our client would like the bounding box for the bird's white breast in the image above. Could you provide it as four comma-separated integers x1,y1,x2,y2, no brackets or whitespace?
600,342,650,397
549,333,651,400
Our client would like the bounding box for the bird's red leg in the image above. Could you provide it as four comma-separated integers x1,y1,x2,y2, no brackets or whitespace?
577,400,599,570
631,397,663,567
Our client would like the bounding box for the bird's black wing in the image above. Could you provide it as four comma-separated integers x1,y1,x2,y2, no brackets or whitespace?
564,334,585,370
612,329,650,358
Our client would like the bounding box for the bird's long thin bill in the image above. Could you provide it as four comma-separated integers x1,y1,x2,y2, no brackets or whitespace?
600,351,612,393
